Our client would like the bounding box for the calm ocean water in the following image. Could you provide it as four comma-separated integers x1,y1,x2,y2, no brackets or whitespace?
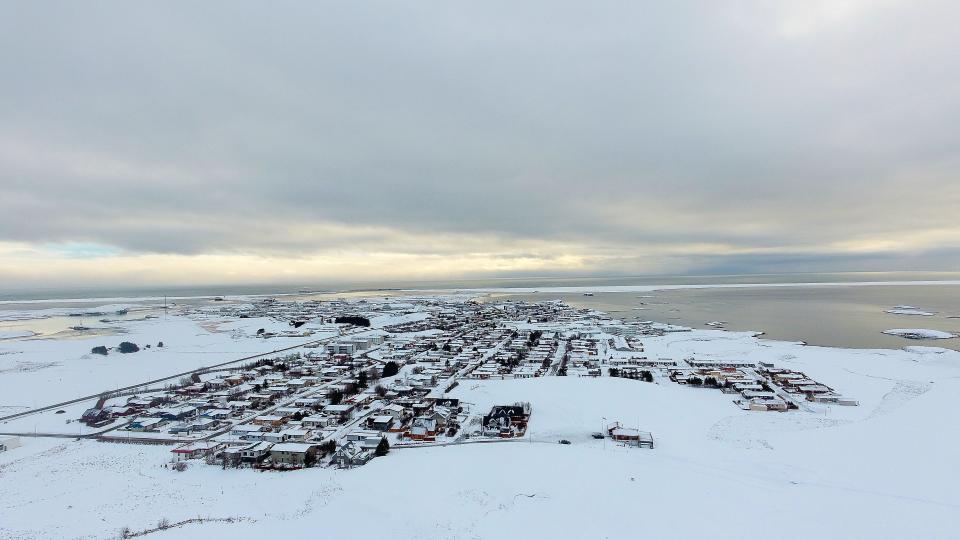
513,284,960,351
1,272,958,350
3,271,960,303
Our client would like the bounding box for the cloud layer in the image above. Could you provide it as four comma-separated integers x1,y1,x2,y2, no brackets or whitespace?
1,1,958,287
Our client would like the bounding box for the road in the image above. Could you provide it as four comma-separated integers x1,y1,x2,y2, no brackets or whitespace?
547,339,567,376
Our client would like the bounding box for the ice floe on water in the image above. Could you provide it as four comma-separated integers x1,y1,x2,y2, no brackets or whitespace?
883,328,955,340
885,305,936,316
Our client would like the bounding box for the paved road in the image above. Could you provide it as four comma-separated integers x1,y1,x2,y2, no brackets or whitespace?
547,339,567,376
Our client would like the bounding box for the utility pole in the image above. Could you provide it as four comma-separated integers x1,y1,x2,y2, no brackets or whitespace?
602,416,607,449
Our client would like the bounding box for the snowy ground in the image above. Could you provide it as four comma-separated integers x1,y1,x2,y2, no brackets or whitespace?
2,323,959,539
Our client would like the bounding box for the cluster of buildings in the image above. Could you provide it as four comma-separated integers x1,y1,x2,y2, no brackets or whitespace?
664,358,859,411
669,364,792,411
760,367,859,406
82,297,573,469
70,295,857,471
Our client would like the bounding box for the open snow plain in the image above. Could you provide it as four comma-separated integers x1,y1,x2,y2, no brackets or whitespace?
1,299,959,539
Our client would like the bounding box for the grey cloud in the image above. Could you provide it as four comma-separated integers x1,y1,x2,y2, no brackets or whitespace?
1,1,958,274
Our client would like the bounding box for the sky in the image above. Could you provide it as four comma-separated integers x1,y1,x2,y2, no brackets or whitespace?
1,1,958,289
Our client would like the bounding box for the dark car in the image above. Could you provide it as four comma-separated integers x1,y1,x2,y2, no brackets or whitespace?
559,439,571,445
591,432,605,439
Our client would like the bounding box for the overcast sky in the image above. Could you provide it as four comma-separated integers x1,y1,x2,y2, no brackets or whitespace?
1,1,958,288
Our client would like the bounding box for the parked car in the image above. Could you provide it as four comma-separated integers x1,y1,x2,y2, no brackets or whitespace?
558,439,571,445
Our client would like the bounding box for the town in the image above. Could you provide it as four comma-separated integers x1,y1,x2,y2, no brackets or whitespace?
52,295,859,472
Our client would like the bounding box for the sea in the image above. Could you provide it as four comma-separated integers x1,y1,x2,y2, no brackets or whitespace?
1,272,959,351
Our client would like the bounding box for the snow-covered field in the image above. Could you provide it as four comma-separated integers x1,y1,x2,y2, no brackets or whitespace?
2,322,959,539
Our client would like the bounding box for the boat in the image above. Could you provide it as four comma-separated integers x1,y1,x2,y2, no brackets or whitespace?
583,293,594,297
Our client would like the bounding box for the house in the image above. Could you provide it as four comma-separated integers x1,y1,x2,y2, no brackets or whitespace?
274,406,306,418
81,408,108,425
380,403,407,421
408,424,435,441
482,402,531,436
263,431,291,443
227,400,253,412
326,342,356,355
168,423,193,435
252,414,286,427
128,417,166,432
346,429,381,443
359,436,382,452
332,441,372,469
265,386,290,398
224,374,247,386
368,415,395,431
170,441,224,461
222,446,244,467
324,403,356,421
347,393,373,407
156,406,197,421
745,397,789,411
189,417,220,431
292,397,321,408
279,428,312,442
104,405,136,417
428,406,454,428
412,401,433,415
608,426,655,448
202,408,232,420
240,441,274,463
270,443,319,466
408,374,437,388
231,424,265,439
809,394,860,406
127,396,163,408
409,417,437,440
301,414,335,429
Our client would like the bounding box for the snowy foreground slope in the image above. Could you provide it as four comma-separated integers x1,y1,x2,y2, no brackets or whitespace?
2,330,960,539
